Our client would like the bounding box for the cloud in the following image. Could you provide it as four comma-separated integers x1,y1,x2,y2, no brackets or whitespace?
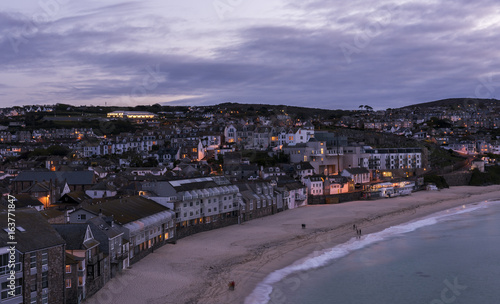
1,0,500,109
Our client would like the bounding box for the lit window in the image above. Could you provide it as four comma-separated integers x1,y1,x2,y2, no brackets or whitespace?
65,279,72,288
66,265,71,273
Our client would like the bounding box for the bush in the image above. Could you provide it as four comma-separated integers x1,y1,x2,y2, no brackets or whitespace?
424,174,449,189
469,166,500,186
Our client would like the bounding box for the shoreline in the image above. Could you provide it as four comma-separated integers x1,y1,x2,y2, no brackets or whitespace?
86,185,500,304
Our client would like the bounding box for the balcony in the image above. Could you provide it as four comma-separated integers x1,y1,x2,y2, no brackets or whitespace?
111,251,129,263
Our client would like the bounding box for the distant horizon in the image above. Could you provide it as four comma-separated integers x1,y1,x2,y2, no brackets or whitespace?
3,97,500,112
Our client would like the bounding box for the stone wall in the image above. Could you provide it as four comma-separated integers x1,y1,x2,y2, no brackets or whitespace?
22,246,66,304
309,191,363,205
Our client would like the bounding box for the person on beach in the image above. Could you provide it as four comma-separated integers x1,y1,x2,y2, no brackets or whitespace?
228,281,235,290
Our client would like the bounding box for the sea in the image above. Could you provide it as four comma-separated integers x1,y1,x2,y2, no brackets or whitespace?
245,200,500,304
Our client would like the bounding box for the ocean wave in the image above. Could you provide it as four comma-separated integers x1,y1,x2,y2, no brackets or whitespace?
244,201,496,304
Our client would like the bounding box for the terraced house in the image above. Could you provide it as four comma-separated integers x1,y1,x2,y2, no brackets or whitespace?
141,177,241,237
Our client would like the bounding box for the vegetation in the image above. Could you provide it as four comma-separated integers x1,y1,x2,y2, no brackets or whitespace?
469,166,500,186
424,174,449,189
241,150,290,167
19,145,71,159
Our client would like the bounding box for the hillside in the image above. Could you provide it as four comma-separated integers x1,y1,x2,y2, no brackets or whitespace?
400,98,500,110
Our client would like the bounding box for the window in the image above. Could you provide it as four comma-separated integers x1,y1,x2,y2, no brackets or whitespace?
65,279,72,288
41,252,48,266
42,271,48,288
66,265,71,273
30,296,37,304
183,203,187,208
78,276,84,286
30,254,37,268
77,214,86,220
42,294,48,304
1,278,22,299
30,276,37,292
190,212,193,216
190,202,193,207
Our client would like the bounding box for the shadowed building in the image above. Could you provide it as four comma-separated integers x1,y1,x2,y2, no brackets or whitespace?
0,209,66,304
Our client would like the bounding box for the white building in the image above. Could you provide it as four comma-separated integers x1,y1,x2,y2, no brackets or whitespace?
303,175,324,196
365,148,422,170
141,176,240,228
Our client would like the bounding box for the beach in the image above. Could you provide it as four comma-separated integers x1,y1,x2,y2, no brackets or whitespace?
86,185,500,304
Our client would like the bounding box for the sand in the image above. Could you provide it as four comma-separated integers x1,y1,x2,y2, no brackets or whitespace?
84,185,500,304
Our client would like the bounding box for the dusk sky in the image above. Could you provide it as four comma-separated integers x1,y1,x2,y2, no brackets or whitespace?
1,0,500,110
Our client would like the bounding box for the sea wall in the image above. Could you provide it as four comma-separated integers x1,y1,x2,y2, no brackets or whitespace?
309,192,363,205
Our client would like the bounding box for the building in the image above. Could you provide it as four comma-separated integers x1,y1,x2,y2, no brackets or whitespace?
12,171,96,199
284,138,344,175
106,111,157,122
0,209,66,304
84,196,175,263
85,182,117,199
276,180,308,209
341,167,371,185
0,194,44,211
365,148,422,170
325,176,352,194
237,181,280,220
141,177,239,230
303,175,324,196
87,217,126,278
52,224,106,303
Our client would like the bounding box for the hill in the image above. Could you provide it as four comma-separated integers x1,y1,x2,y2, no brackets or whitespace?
400,98,500,110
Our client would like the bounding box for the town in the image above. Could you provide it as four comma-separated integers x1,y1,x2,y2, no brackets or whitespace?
1,98,500,304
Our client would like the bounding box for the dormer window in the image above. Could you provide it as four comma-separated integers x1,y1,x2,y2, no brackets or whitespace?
84,226,94,243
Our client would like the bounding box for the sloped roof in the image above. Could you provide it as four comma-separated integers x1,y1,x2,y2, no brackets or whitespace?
168,178,219,192
87,217,123,254
52,224,99,250
22,181,50,193
84,196,170,225
0,209,65,253
8,194,43,208
61,191,92,204
14,171,95,185
39,208,65,220
90,181,117,191
294,162,314,171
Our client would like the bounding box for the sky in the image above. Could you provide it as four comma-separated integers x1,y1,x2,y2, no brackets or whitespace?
1,0,500,110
